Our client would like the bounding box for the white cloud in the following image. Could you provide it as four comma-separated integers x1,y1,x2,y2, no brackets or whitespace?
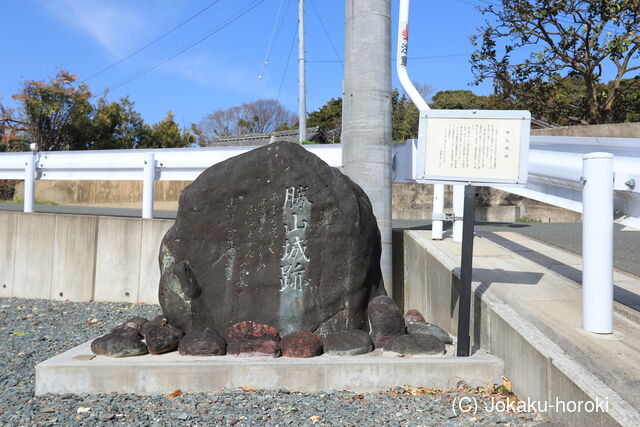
42,0,148,58
162,53,261,93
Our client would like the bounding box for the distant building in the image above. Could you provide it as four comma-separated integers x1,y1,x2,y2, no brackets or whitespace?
207,126,328,147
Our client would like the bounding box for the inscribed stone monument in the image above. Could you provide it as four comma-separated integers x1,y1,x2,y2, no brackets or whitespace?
158,142,385,336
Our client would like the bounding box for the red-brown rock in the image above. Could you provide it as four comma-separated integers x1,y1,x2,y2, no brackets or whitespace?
226,321,280,342
281,331,323,358
404,309,426,324
226,321,281,357
227,339,281,357
367,296,406,349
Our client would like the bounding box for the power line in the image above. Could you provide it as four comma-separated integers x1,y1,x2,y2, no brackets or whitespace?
83,0,223,82
276,21,299,104
255,0,292,92
306,53,471,63
108,0,265,92
309,0,342,68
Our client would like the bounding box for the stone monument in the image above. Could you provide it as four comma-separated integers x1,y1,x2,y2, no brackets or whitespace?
158,141,385,337
91,142,451,358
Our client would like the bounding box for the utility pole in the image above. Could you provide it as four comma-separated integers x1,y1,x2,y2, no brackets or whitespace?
298,0,306,142
343,0,393,296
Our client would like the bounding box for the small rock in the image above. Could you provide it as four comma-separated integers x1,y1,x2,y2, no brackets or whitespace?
227,339,280,357
407,322,453,344
144,323,184,355
140,316,169,338
404,309,426,324
367,296,406,348
323,330,373,356
110,326,141,341
118,316,149,331
227,321,280,342
179,328,226,356
91,333,148,358
281,331,323,358
226,321,281,357
384,334,445,356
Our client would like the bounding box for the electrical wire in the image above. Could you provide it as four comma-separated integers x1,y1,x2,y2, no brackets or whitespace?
256,0,292,91
107,0,265,92
306,53,471,63
309,0,342,68
276,21,299,104
83,0,224,82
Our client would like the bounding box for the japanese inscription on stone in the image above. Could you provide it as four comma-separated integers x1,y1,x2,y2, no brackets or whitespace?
279,186,311,292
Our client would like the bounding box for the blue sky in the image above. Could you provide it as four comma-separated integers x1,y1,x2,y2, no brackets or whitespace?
1,0,497,127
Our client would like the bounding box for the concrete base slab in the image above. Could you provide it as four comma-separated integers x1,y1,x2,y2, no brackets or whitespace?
35,340,503,395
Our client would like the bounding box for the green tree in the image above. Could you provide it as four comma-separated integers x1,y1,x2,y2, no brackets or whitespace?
471,0,640,124
391,89,419,141
140,111,194,148
431,90,488,110
13,70,93,150
391,83,433,141
84,97,149,150
307,97,342,143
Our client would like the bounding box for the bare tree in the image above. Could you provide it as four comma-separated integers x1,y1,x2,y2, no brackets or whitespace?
196,99,296,144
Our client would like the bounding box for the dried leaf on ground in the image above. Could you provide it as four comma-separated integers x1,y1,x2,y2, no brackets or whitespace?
501,376,512,392
167,389,183,398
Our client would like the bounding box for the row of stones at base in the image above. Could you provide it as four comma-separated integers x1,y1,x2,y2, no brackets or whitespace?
91,304,451,359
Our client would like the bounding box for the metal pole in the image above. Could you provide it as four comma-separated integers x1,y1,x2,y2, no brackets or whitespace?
582,152,614,334
453,184,464,242
142,153,155,219
23,154,36,213
396,0,428,111
432,184,444,239
298,0,306,143
344,0,393,295
456,184,475,357
397,0,444,240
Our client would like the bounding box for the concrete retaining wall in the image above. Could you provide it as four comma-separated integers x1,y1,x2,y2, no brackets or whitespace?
392,183,582,222
13,180,190,205
0,212,173,304
395,230,638,426
10,180,582,223
532,122,640,138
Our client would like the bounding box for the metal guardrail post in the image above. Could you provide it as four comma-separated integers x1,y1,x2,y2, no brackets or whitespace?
432,184,444,239
582,152,614,334
24,154,36,213
142,153,155,219
452,184,464,242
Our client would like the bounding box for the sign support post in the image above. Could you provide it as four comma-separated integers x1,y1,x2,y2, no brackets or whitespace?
456,184,476,357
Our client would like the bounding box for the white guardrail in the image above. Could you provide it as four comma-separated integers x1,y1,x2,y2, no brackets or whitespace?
0,145,342,218
2,139,639,227
393,135,640,334
1,140,639,226
392,136,640,230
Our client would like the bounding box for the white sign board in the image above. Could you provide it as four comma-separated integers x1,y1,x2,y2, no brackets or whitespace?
415,110,531,185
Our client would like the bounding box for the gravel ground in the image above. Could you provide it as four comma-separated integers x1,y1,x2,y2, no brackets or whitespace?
0,297,553,426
